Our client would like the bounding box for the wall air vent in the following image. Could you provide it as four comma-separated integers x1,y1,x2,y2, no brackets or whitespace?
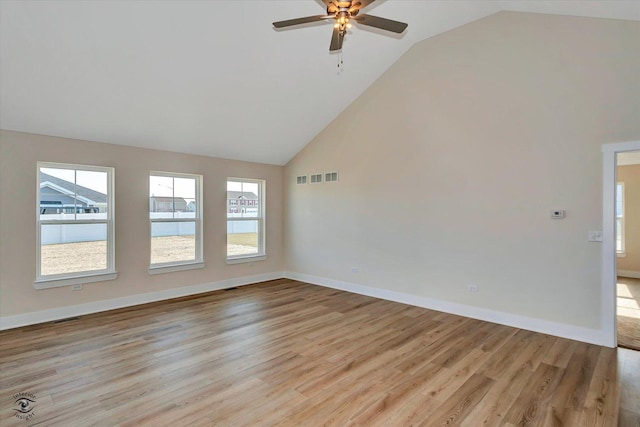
310,174,322,184
325,172,338,182
296,175,307,185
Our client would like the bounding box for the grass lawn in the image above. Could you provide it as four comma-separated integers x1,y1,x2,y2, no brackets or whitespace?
41,240,107,275
227,232,258,247
227,232,258,256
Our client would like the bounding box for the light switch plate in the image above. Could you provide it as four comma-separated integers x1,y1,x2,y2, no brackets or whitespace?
588,231,603,242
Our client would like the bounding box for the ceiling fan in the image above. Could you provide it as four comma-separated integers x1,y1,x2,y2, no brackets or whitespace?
273,0,408,52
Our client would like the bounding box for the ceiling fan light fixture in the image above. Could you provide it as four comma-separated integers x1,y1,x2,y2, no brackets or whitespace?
272,0,407,53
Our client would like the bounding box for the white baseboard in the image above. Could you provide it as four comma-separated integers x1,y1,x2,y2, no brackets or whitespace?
0,272,284,331
2,270,612,347
284,271,610,347
618,270,640,279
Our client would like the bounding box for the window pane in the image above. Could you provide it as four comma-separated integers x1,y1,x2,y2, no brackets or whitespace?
40,167,76,220
227,181,260,219
41,223,107,275
40,167,109,220
151,221,196,264
227,220,259,257
41,167,75,182
150,175,175,217
616,184,623,217
76,170,108,219
175,177,196,218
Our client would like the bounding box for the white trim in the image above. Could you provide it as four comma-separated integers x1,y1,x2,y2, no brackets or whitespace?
34,272,118,289
226,255,267,265
602,148,617,347
148,262,205,275
618,270,640,279
284,271,611,347
601,141,640,153
602,140,640,348
8,268,620,346
2,272,284,330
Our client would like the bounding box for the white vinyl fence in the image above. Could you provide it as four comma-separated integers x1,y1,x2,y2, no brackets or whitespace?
42,214,258,245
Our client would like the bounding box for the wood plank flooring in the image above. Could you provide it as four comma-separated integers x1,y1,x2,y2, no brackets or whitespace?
0,278,637,426
618,277,640,351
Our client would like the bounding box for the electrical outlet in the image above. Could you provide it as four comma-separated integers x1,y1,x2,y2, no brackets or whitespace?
467,284,479,292
71,284,83,291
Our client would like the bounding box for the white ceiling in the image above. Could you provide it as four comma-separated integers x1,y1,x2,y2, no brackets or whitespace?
1,1,639,165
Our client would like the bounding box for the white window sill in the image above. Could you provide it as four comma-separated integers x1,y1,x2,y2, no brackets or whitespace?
148,261,205,275
617,252,626,258
226,255,266,265
34,272,118,289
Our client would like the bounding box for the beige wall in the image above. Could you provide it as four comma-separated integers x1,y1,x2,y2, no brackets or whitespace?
0,130,283,317
284,12,640,329
618,164,640,273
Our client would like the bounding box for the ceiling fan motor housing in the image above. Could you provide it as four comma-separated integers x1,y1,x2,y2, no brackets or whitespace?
327,1,361,16
273,0,407,52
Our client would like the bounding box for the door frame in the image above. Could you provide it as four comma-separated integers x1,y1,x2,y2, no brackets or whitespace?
601,140,640,347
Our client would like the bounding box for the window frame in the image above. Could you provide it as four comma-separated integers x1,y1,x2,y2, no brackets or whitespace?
226,177,266,264
35,162,117,289
616,182,625,256
148,171,204,274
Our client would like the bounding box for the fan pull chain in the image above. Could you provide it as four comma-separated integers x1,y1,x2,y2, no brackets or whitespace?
337,52,344,74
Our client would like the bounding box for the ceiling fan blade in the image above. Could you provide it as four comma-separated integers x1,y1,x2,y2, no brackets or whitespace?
353,14,408,33
273,15,330,28
329,27,344,51
349,0,376,12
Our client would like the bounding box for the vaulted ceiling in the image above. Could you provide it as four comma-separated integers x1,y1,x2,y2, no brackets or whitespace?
1,1,638,165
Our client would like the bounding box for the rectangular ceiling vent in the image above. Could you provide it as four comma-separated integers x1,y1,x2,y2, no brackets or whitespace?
296,175,307,184
325,172,338,182
310,173,323,184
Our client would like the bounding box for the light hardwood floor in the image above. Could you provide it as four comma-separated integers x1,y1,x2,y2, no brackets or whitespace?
0,279,638,426
618,277,640,351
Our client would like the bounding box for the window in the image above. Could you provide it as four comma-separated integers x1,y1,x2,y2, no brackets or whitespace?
36,162,116,288
616,182,625,254
149,172,203,273
227,178,265,263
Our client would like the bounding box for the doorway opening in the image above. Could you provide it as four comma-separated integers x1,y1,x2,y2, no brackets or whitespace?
602,141,640,349
616,150,640,350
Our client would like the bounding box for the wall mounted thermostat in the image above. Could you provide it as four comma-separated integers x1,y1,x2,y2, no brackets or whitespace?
550,209,565,219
